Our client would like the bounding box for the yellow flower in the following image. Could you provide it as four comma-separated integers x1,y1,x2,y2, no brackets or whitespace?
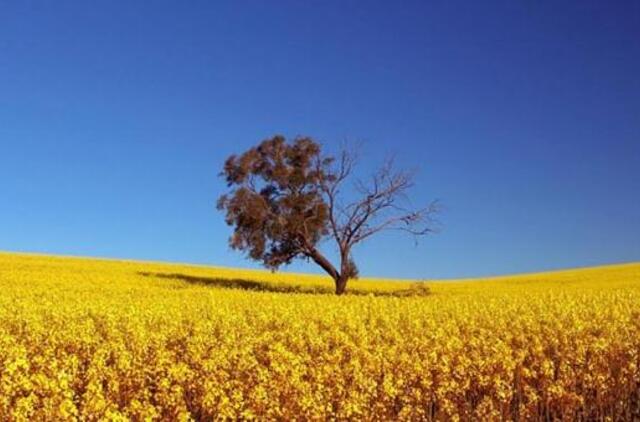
0,252,638,420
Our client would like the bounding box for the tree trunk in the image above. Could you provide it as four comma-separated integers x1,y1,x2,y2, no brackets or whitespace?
335,274,349,295
305,246,352,295
307,247,339,281
334,248,352,295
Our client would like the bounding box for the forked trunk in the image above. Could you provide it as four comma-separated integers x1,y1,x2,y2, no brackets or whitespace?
306,246,350,295
335,274,349,295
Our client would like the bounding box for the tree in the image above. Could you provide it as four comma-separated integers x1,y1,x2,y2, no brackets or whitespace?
217,135,439,295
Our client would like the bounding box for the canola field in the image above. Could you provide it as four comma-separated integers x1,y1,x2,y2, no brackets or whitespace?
0,252,639,421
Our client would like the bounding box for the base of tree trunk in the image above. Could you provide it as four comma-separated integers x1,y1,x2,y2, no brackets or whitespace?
335,277,348,295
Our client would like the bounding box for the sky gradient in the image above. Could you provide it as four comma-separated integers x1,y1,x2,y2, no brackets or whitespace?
1,1,639,279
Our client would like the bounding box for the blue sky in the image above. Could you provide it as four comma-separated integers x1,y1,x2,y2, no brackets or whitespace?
1,1,638,279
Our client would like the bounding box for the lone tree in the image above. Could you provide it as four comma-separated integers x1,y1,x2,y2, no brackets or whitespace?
217,135,438,295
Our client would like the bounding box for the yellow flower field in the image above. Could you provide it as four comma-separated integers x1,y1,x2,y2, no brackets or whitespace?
0,252,639,421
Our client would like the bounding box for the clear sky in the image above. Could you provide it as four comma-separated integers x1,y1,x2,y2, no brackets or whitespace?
1,1,638,279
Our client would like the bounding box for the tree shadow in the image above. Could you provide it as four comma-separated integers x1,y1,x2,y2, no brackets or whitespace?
138,271,329,294
137,271,430,297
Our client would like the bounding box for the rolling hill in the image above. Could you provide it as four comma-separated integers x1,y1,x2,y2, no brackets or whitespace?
0,251,638,420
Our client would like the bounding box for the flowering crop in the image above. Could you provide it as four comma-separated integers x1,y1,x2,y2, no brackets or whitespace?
0,252,639,420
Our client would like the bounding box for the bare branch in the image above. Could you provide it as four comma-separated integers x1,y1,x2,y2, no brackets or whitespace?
318,145,359,250
337,158,437,249
351,201,441,244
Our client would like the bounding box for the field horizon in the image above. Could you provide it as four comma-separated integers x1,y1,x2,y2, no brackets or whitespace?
2,249,637,286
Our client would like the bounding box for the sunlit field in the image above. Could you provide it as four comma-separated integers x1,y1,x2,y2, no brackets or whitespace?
0,252,639,421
